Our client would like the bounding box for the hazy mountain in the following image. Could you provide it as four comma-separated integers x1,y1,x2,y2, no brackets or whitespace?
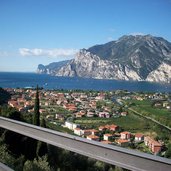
37,60,70,75
37,35,171,83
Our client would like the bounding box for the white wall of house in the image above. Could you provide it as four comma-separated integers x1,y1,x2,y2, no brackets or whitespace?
74,128,82,136
65,121,78,130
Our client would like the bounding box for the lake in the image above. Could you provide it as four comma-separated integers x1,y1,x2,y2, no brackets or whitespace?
0,72,170,92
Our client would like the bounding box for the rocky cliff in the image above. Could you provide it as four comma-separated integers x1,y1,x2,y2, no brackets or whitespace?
37,35,171,83
55,49,141,81
37,60,70,75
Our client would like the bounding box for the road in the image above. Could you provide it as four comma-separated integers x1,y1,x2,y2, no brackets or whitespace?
0,116,171,171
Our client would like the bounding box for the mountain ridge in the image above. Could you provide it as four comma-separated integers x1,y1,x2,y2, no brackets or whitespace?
37,35,171,83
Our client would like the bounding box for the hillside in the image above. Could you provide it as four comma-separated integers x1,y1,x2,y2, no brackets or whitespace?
37,35,171,83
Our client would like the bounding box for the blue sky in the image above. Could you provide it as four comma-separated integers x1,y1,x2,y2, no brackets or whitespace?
0,0,171,72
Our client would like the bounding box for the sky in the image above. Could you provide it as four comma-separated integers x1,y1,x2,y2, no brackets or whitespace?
0,0,171,72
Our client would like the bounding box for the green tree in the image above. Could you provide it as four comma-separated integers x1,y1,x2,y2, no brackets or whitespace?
0,87,11,105
31,85,41,160
36,118,48,157
118,107,123,113
47,145,60,170
40,117,46,128
0,143,15,169
0,106,22,121
115,166,124,171
33,85,40,126
23,155,51,171
165,143,171,158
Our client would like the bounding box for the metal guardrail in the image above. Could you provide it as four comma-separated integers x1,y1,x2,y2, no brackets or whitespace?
0,162,14,171
0,116,171,171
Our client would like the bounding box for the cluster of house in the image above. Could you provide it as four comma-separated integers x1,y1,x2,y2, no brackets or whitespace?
7,89,34,112
153,101,171,109
59,92,115,118
6,88,170,117
6,88,129,119
122,92,171,110
64,121,163,154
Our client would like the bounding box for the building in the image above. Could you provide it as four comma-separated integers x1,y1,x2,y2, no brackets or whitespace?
81,129,92,136
89,101,97,109
64,104,77,111
74,128,83,136
116,139,129,147
8,100,18,108
98,126,106,131
120,132,131,140
75,110,86,118
55,114,65,121
75,112,83,118
87,112,94,117
121,111,128,116
101,140,112,144
99,112,110,118
135,133,144,142
103,134,113,141
99,124,119,132
144,136,163,154
87,135,99,141
109,124,119,131
91,129,99,136
39,109,46,114
65,121,79,130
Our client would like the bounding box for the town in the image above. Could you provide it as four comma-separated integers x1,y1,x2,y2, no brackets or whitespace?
5,88,171,156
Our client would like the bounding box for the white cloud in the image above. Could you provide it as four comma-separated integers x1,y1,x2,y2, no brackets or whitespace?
19,48,78,58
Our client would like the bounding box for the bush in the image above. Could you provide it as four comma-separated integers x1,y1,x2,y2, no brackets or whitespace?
23,156,51,171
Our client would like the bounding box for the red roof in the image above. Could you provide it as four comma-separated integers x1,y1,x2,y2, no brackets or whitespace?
82,129,91,133
135,133,144,138
117,139,129,143
87,135,99,139
99,126,106,130
121,131,130,135
90,129,99,133
101,140,112,144
110,124,118,128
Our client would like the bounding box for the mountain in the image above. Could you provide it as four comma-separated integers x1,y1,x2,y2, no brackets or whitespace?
37,35,171,83
37,60,70,75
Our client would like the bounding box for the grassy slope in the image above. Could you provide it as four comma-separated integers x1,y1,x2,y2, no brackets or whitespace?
75,112,153,133
128,100,171,127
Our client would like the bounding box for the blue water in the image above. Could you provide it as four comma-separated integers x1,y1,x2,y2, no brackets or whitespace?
0,72,170,92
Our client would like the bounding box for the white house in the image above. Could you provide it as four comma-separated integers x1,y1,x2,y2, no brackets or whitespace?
65,121,79,130
135,133,144,142
120,132,131,140
99,112,110,118
87,112,94,117
103,134,113,141
74,128,83,136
